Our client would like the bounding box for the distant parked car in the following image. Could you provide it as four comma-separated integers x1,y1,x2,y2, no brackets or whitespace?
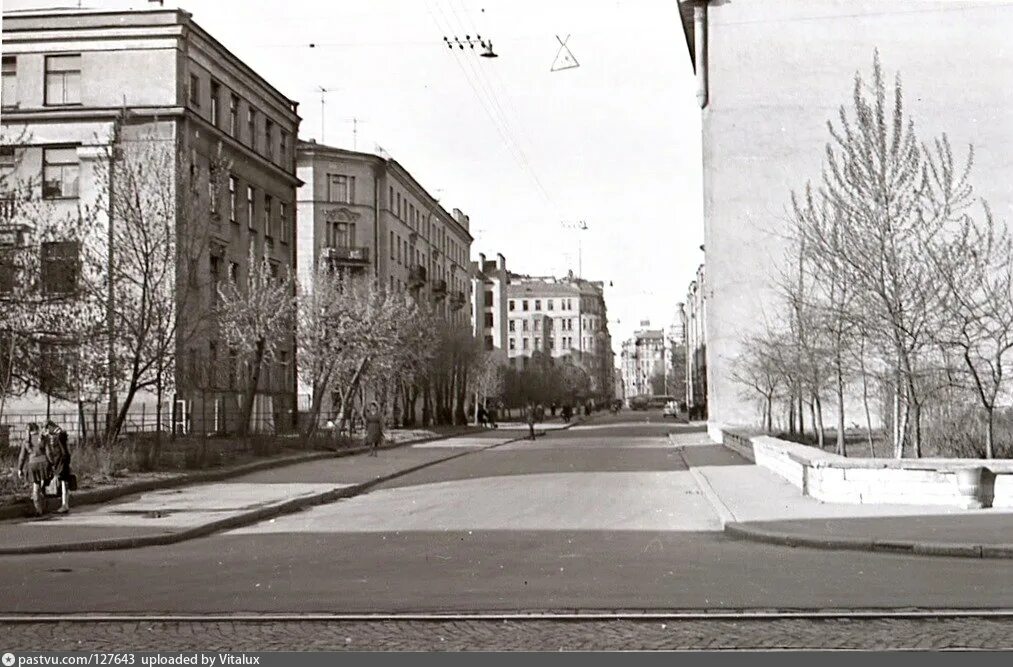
647,395,676,410
662,400,680,419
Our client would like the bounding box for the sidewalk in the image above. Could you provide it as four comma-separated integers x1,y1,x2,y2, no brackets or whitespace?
669,431,1013,559
0,428,526,555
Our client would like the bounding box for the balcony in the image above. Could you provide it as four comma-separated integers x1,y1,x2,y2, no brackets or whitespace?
450,290,466,311
408,264,427,289
322,245,370,266
431,278,448,300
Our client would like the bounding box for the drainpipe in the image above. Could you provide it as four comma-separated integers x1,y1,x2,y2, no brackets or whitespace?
373,164,380,280
693,1,709,109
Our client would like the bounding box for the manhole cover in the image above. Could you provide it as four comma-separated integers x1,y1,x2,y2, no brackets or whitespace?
47,568,73,573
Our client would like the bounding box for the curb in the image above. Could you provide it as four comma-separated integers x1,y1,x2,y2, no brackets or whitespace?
0,428,482,522
724,522,1013,560
0,428,530,555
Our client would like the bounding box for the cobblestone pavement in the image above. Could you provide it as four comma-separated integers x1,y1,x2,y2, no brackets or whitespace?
2,617,1011,651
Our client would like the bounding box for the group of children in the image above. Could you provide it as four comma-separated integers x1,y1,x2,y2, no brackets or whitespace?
16,420,74,516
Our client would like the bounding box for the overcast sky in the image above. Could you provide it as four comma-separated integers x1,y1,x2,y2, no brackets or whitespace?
7,0,705,355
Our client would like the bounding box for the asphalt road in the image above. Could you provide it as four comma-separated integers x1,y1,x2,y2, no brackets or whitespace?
3,411,1013,615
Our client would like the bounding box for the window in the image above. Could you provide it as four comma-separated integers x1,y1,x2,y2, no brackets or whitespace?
397,237,402,264
228,261,239,285
522,339,529,351
280,131,289,166
189,74,200,107
548,299,554,311
209,164,219,216
508,300,515,312
396,192,401,218
390,232,394,260
535,299,541,311
522,320,529,332
335,222,355,248
484,290,493,306
279,202,289,243
45,55,81,106
264,194,273,238
389,186,393,209
39,340,75,395
229,95,239,137
484,312,494,328
522,300,529,312
509,338,516,351
209,254,222,309
509,320,515,332
247,108,257,149
484,335,494,351
264,119,274,159
228,176,238,223
209,80,221,126
548,338,554,350
0,247,15,293
534,319,541,332
327,174,355,203
41,241,79,294
42,147,79,199
246,186,255,231
2,57,16,108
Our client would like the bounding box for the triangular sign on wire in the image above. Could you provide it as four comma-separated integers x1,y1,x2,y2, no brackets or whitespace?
551,34,579,72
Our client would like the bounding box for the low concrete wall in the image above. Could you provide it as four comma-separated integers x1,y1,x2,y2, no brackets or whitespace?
711,424,1013,509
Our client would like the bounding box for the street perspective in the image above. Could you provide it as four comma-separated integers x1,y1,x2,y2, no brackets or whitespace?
2,0,1013,658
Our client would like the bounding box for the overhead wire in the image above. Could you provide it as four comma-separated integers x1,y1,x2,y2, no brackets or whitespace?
427,0,558,213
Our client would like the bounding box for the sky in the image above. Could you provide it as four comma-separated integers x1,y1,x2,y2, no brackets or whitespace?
6,0,705,356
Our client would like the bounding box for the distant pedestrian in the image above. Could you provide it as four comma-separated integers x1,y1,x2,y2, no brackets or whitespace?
365,402,383,456
478,404,489,428
550,402,558,418
488,403,498,429
45,420,73,514
526,403,537,441
562,404,572,423
17,423,51,516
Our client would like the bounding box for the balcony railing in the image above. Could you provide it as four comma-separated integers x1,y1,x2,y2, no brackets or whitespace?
450,290,466,310
431,278,448,297
0,199,17,221
322,245,370,265
408,264,427,288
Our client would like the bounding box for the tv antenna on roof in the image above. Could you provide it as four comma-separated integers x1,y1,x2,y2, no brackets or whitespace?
551,35,580,72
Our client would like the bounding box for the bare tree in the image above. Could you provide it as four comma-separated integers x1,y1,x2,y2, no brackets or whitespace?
218,249,295,437
85,124,225,442
926,203,1013,459
733,333,783,432
815,51,974,457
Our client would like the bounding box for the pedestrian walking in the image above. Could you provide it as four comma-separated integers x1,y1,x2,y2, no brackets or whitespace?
562,404,572,423
526,403,537,441
488,402,498,429
365,402,384,457
17,423,52,516
478,404,489,428
46,420,74,514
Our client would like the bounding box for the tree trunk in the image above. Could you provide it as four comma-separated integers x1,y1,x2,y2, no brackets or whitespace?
836,367,846,457
337,356,370,435
812,397,825,449
986,407,995,459
798,391,805,438
858,344,875,457
237,338,267,437
301,376,329,444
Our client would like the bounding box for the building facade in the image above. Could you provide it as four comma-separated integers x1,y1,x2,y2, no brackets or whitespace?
506,272,613,400
295,141,474,411
679,263,706,419
620,324,668,400
1,7,300,434
470,252,508,361
678,0,1013,426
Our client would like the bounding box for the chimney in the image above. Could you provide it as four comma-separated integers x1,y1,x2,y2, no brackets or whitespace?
452,208,470,231
478,252,486,269
496,252,506,271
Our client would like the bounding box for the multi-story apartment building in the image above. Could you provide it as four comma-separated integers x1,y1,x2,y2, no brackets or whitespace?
295,140,474,410
470,252,508,361
0,7,301,433
679,0,1013,427
620,324,667,400
506,272,613,400
680,263,707,420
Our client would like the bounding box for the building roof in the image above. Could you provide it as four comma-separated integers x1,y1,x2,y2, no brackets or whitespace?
297,139,472,242
2,7,300,117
